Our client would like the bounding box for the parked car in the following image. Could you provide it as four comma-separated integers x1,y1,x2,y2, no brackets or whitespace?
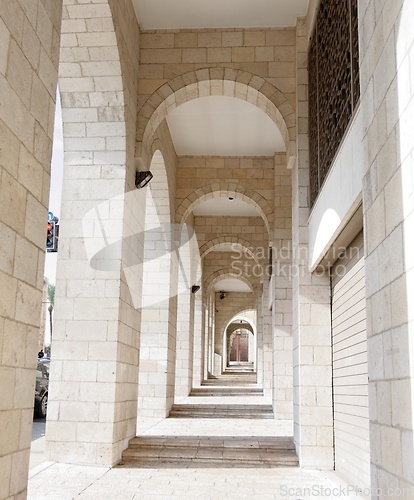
34,358,50,418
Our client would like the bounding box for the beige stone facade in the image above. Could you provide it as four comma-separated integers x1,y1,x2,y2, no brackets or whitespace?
0,0,414,498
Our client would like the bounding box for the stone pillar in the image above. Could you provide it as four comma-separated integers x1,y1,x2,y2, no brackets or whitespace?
46,0,142,466
261,281,273,397
248,330,255,365
272,153,294,419
291,18,334,469
0,1,62,496
255,287,264,387
272,271,293,419
138,217,178,424
192,292,203,387
203,294,210,381
174,289,194,399
204,292,214,376
213,313,224,376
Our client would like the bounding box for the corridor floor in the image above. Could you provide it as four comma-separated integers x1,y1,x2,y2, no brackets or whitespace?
28,395,367,499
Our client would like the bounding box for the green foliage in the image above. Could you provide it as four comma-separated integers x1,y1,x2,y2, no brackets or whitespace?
47,284,55,307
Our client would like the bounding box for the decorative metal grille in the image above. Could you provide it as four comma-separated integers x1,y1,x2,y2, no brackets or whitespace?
308,0,360,207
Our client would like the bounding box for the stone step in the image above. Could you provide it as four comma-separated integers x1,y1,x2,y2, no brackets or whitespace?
190,387,263,397
201,376,257,386
168,404,274,419
120,436,298,468
224,368,255,372
224,365,254,372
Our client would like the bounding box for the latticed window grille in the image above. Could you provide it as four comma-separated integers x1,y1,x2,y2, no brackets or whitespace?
308,0,360,207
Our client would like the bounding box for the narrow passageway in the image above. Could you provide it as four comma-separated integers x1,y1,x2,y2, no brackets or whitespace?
2,0,414,498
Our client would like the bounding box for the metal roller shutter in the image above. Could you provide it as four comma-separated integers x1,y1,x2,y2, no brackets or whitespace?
331,231,370,491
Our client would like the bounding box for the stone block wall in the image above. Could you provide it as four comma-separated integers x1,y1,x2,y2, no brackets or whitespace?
202,252,260,291
176,155,277,222
138,27,296,111
195,215,267,254
359,0,414,494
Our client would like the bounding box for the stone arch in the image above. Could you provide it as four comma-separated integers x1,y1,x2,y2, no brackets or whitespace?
199,236,263,266
222,308,257,334
222,309,257,368
136,68,296,166
176,182,273,235
144,148,172,224
204,270,256,295
227,322,254,336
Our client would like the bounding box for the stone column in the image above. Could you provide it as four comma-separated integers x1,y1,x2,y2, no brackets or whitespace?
138,220,178,424
175,289,194,399
272,153,294,419
255,286,264,387
272,271,293,419
192,292,203,387
202,294,210,381
261,281,273,397
248,330,255,365
46,0,142,466
291,18,334,469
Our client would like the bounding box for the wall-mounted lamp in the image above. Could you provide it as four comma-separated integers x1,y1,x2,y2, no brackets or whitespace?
191,285,200,294
135,171,153,189
219,291,226,300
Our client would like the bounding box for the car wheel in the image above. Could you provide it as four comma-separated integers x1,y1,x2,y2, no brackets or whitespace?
38,393,48,418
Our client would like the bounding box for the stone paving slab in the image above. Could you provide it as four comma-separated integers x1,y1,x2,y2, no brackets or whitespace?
28,463,367,499
138,417,293,437
28,416,366,499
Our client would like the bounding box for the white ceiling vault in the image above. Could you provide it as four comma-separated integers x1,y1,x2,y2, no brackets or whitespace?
193,196,260,217
132,0,309,30
213,278,252,293
167,96,285,157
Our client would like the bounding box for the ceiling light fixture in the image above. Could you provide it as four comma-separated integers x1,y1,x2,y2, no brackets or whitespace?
135,171,153,189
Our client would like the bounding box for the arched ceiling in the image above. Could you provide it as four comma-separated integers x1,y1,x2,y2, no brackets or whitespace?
193,196,259,217
166,96,285,157
133,0,309,30
214,278,252,293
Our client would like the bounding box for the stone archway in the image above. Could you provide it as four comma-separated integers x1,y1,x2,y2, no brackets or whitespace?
199,236,264,266
203,272,256,376
176,182,273,234
203,270,256,294
227,321,254,337
136,68,296,166
222,308,257,336
223,311,257,372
